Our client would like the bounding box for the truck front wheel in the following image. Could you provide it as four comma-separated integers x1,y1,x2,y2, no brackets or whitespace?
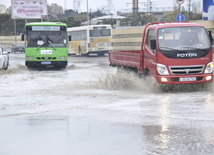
143,69,150,77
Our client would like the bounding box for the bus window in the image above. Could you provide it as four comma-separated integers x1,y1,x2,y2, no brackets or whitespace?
70,30,87,41
90,29,111,37
90,30,100,37
101,29,111,36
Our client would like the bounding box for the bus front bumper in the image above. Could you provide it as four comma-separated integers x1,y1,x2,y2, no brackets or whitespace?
25,61,67,67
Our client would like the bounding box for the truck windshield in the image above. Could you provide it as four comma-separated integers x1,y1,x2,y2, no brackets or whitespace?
158,26,211,50
26,30,67,48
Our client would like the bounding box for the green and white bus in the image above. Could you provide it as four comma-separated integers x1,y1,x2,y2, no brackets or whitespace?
22,22,68,68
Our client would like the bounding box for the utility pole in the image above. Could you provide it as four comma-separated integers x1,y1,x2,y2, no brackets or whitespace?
187,0,192,20
64,0,66,12
147,0,156,22
126,0,146,16
90,9,92,25
132,0,139,16
149,0,152,22
106,0,115,14
73,0,83,12
86,0,89,25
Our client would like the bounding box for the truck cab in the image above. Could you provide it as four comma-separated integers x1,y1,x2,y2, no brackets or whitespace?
141,22,213,84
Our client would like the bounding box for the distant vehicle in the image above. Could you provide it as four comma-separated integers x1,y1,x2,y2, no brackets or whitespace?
67,25,113,56
0,45,10,70
11,43,25,53
21,22,69,68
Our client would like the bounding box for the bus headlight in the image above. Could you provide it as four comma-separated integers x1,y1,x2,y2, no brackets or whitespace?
204,62,214,74
157,63,169,75
26,57,34,60
59,57,67,60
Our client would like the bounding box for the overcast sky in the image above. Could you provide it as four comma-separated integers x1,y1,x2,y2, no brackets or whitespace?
1,0,200,14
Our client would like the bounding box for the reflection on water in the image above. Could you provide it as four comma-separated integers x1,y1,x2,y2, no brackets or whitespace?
159,99,170,149
203,93,214,146
141,94,214,155
142,124,214,155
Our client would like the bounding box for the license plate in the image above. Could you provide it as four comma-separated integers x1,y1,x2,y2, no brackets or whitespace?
41,50,52,55
41,62,51,65
179,77,196,81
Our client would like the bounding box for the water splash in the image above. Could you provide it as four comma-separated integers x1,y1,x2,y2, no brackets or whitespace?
0,63,28,75
91,71,156,93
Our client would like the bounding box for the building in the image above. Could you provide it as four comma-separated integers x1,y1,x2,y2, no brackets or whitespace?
0,4,7,14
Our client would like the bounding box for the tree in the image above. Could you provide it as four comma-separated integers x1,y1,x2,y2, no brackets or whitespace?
0,14,14,35
91,10,106,18
58,17,81,27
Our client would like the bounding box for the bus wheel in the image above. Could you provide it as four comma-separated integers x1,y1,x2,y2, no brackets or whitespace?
97,52,105,56
84,53,89,57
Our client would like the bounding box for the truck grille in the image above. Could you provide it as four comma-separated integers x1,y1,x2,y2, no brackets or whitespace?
169,65,204,75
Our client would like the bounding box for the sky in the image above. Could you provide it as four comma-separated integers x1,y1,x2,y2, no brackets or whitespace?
1,0,199,14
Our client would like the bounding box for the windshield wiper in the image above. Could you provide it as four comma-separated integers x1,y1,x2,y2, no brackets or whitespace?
48,41,56,50
36,42,45,50
46,36,56,50
160,47,187,53
183,47,208,52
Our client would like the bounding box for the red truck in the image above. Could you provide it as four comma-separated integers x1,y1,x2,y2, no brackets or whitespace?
109,22,213,88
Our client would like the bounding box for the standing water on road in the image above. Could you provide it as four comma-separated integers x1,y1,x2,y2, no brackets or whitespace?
0,56,214,155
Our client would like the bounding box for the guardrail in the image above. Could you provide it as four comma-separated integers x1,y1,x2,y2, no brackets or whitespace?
0,36,24,47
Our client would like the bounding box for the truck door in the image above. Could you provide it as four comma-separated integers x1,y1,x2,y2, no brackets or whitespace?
144,29,156,76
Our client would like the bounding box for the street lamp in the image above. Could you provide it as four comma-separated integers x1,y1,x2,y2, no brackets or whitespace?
110,13,113,28
90,9,92,25
87,0,89,25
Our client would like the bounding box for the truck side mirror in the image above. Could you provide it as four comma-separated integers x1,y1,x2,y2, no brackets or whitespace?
150,39,156,49
21,33,24,41
68,35,71,41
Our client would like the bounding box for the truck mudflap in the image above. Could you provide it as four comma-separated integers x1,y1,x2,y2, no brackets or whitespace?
109,50,141,68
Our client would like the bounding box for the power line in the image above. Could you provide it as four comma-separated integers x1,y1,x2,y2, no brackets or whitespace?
73,0,83,12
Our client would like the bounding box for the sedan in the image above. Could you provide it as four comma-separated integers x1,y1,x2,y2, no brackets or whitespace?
0,45,10,70
11,43,25,53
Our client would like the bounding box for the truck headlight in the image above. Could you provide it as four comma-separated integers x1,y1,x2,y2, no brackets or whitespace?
157,63,169,75
204,62,214,74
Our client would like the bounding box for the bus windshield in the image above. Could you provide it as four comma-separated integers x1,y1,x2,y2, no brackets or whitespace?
89,29,111,37
26,30,67,48
158,26,211,50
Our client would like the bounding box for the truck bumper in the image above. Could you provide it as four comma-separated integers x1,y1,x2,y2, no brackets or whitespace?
155,74,213,84
25,61,67,67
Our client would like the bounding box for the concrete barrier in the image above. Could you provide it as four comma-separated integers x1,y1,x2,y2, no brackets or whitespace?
112,20,214,51
112,26,144,51
0,36,24,48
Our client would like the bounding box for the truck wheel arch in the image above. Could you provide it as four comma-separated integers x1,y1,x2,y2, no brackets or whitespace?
143,68,150,76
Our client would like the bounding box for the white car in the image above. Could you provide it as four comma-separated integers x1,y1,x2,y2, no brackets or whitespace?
0,45,10,70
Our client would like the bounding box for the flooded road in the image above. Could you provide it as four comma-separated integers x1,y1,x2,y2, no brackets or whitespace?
0,53,214,155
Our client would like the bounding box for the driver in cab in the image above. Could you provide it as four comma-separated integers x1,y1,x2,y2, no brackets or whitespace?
179,31,199,46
